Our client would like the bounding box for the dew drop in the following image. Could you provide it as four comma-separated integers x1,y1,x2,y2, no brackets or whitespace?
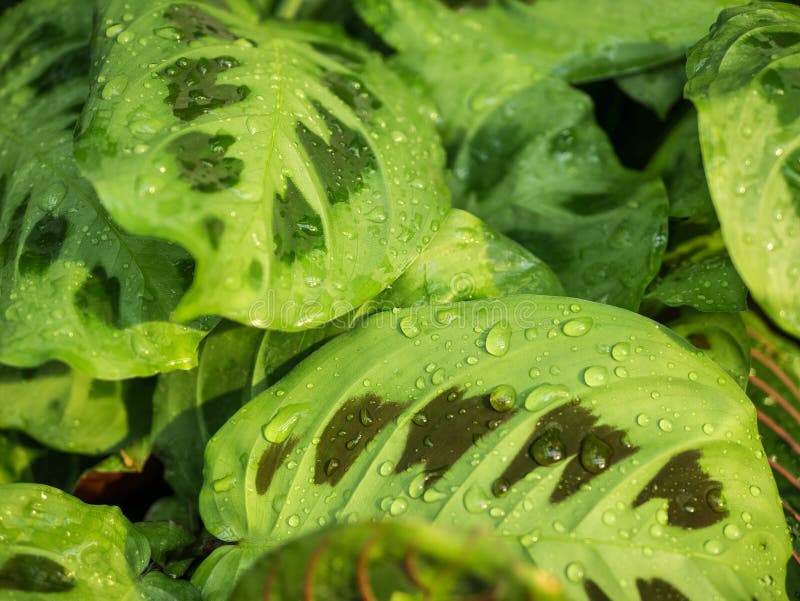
212,474,235,493
491,478,510,497
463,485,490,513
611,342,631,361
562,317,593,337
657,418,673,432
704,539,723,555
749,485,761,497
524,384,571,410
702,423,715,435
565,562,585,583
389,498,408,516
378,461,394,476
583,365,609,387
489,384,516,412
530,428,565,466
706,487,727,513
408,472,426,498
399,316,420,338
602,509,617,526
485,321,512,357
579,433,613,473
262,404,308,443
723,524,742,540
287,514,301,528
636,413,650,427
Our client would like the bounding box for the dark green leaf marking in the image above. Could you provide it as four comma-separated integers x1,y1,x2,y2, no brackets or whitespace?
0,553,76,593
160,56,249,122
635,577,690,600
164,4,238,44
297,104,377,205
760,67,800,125
315,393,406,486
321,71,382,116
19,214,67,275
168,132,243,192
272,179,325,264
633,449,728,529
496,404,637,501
256,438,299,494
203,216,225,249
75,266,121,327
395,387,516,487
584,580,613,601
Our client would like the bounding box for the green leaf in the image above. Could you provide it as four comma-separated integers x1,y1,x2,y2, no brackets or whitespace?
231,521,566,601
451,78,668,311
646,110,716,220
744,311,800,583
668,309,750,390
686,2,800,337
645,232,747,313
0,483,150,599
615,61,687,120
355,0,738,143
375,208,563,307
136,521,195,577
0,0,207,379
0,432,38,484
76,0,449,330
140,572,202,601
200,295,789,601
0,363,137,454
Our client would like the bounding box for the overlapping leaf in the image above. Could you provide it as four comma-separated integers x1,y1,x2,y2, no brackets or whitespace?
355,0,739,143
231,521,566,601
200,295,789,601
0,0,206,378
0,483,151,599
76,0,449,330
451,78,668,311
686,2,800,337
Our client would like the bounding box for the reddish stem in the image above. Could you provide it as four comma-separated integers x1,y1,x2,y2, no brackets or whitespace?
757,409,800,455
750,374,800,425
303,540,328,601
751,347,800,405
357,536,379,601
768,456,800,490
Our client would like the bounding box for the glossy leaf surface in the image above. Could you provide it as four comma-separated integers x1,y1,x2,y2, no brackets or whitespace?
451,79,668,311
0,483,150,600
686,2,800,336
0,0,206,378
76,0,449,330
201,295,789,601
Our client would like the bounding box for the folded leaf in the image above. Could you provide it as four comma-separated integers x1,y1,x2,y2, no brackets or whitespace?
200,295,789,601
0,483,151,600
615,61,686,120
0,0,206,378
231,521,566,601
451,79,668,311
76,0,449,330
686,2,800,337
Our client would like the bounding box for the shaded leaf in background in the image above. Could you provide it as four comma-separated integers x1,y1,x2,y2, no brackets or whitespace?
76,0,449,330
0,0,207,379
0,483,151,599
451,78,668,311
744,312,800,586
232,521,566,601
668,309,750,390
200,296,788,601
615,60,687,120
646,231,748,313
0,432,38,484
0,363,147,455
355,0,739,144
686,2,800,337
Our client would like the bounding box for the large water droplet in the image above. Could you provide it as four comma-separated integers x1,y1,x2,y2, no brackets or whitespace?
530,428,565,466
262,404,308,443
524,384,571,410
463,486,490,513
565,562,585,582
389,498,408,516
562,317,593,337
579,433,613,473
583,366,609,387
706,487,727,513
491,478,510,497
704,539,723,555
485,321,512,357
611,342,631,361
723,524,742,540
489,384,516,412
212,474,235,492
399,316,420,338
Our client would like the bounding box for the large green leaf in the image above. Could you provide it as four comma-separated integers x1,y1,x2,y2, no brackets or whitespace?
0,483,151,599
686,2,800,337
0,0,207,379
200,295,789,601
451,78,668,311
355,0,737,143
231,521,566,601
76,0,449,330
